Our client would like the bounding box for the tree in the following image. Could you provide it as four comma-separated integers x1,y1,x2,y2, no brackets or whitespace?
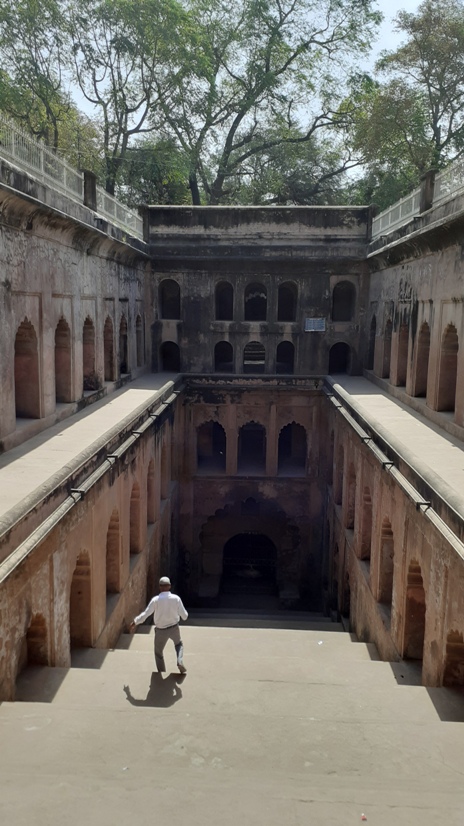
366,0,464,177
68,0,191,194
0,0,71,148
152,0,381,204
118,137,191,204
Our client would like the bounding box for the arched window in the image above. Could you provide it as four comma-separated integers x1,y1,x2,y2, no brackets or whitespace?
160,341,180,372
331,281,356,321
130,482,142,554
14,319,40,418
55,317,72,403
276,341,294,374
70,552,92,648
159,279,180,319
367,316,376,371
278,423,306,474
103,316,115,382
83,316,97,391
119,315,128,375
413,321,430,398
437,323,459,411
197,421,226,472
396,322,409,386
238,422,266,473
244,282,267,321
329,342,351,374
278,282,297,321
378,518,394,605
215,282,233,320
106,509,121,594
243,341,265,373
214,341,233,372
382,319,393,379
136,315,143,367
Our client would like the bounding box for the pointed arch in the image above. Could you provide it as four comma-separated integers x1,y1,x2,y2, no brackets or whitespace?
378,518,394,605
238,421,266,473
403,560,426,661
412,321,430,398
130,483,142,554
104,316,115,382
119,315,129,375
106,509,121,593
197,421,226,472
70,551,92,648
395,322,409,386
437,323,459,411
83,316,97,391
329,342,351,374
136,314,144,367
214,341,233,372
26,613,49,665
278,422,306,474
55,317,72,403
15,318,40,418
160,341,181,372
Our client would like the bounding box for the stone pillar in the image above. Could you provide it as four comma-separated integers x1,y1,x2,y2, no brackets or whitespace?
82,170,97,211
420,169,436,214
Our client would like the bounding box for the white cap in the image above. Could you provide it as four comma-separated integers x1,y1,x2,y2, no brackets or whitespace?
159,576,171,586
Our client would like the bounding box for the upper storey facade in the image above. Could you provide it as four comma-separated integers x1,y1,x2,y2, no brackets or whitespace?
146,205,371,377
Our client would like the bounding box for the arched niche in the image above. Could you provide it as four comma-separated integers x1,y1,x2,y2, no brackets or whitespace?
70,551,92,648
278,422,306,475
215,282,233,320
329,342,351,374
214,341,233,372
103,316,115,382
136,315,144,368
119,315,129,375
106,509,121,594
130,482,142,553
160,341,181,372
83,316,97,391
244,282,267,321
437,323,459,411
15,318,40,418
197,421,226,472
238,421,266,473
331,281,356,322
243,340,265,373
55,317,72,403
413,321,430,398
159,279,180,319
367,315,376,371
277,282,297,321
276,341,294,374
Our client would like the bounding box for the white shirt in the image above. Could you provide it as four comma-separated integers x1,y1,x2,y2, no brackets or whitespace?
134,591,188,629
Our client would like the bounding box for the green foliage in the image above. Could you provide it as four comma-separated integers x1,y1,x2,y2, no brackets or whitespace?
117,138,191,204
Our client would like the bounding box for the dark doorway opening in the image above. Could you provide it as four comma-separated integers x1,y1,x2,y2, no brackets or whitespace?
221,533,277,596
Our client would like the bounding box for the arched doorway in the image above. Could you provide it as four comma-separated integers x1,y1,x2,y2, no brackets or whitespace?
221,533,277,596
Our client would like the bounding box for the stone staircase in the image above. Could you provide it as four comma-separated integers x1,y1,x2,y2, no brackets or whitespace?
2,613,464,825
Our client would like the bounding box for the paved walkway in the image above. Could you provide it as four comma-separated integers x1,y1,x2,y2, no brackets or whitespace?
0,374,177,537
331,376,464,520
2,620,464,826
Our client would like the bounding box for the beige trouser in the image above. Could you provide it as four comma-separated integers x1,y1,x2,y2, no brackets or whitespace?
154,623,183,672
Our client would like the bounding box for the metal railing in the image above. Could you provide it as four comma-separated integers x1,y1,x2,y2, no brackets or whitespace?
0,114,143,240
371,153,464,241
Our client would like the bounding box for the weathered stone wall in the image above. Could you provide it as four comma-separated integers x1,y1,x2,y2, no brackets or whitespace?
148,206,370,377
0,175,150,451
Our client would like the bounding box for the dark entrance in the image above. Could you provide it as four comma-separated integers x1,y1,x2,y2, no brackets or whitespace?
221,533,277,596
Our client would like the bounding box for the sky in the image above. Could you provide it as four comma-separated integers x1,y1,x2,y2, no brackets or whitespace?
373,0,421,57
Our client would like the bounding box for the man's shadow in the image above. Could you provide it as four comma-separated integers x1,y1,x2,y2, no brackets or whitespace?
123,672,185,708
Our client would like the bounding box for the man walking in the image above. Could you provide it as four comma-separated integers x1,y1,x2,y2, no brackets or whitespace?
129,576,188,674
